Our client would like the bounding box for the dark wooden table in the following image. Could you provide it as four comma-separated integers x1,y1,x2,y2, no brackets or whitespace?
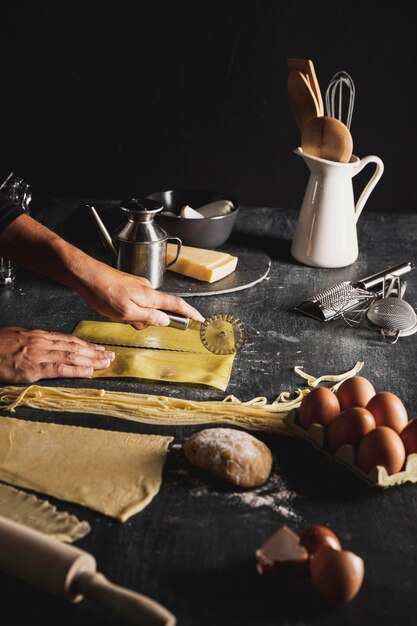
1,200,416,626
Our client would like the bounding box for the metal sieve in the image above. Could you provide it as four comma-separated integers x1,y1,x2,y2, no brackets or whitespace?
366,276,417,343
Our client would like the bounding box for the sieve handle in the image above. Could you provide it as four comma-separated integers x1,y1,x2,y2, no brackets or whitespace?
357,262,415,290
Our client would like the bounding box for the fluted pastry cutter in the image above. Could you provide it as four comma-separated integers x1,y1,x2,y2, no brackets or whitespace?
167,312,246,355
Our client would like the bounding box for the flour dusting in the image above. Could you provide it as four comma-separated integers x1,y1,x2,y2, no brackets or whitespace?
169,445,301,521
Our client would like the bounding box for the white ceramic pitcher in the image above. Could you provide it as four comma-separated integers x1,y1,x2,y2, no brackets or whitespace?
291,147,384,268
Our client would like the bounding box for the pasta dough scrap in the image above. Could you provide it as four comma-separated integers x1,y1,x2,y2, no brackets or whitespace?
0,483,90,543
0,416,173,522
73,321,235,392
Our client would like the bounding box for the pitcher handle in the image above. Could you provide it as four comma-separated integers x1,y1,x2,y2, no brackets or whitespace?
166,237,182,268
352,155,384,223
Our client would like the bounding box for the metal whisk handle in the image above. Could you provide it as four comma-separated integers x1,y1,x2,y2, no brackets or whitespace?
357,262,415,290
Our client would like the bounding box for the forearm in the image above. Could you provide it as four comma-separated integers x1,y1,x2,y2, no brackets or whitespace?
0,213,96,292
0,213,204,328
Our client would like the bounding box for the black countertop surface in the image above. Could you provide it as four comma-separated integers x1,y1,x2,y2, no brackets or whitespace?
1,200,416,626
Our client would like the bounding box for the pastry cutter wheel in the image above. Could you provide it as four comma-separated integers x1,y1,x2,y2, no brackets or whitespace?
166,312,246,355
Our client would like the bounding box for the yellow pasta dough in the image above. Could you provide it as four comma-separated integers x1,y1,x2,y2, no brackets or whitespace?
73,320,235,391
0,483,90,543
0,416,173,522
0,363,364,435
74,320,209,353
0,386,304,434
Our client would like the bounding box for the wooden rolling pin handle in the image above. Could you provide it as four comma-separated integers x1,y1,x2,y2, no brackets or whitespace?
0,516,176,626
74,570,176,626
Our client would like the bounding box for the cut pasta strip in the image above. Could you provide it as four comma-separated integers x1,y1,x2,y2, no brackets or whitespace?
294,361,364,389
0,386,296,433
0,362,363,435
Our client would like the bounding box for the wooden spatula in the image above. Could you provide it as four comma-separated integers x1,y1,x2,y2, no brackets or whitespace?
287,70,321,132
0,515,176,626
301,116,353,163
287,58,324,116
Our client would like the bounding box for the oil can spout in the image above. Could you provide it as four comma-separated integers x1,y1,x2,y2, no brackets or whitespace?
87,204,117,259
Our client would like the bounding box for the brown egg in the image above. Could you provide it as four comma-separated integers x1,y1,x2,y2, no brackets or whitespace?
310,546,364,605
366,392,408,433
336,376,376,410
298,387,340,430
299,525,342,555
400,418,417,456
327,407,376,452
357,426,406,475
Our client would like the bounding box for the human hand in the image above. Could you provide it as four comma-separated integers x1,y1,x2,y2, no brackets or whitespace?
76,260,205,330
0,214,205,331
0,327,115,383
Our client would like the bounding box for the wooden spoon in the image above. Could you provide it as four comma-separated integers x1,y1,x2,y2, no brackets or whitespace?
301,116,353,163
287,70,321,132
287,58,324,116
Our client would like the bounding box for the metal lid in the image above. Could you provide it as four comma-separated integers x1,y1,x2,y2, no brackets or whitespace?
119,198,163,219
114,197,168,243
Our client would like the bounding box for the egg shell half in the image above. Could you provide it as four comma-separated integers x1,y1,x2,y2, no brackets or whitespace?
300,525,342,555
310,546,364,605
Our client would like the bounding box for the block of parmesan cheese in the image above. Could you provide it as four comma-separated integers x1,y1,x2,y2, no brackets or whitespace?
166,244,238,283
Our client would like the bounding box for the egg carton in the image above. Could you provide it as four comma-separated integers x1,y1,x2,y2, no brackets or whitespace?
284,410,417,487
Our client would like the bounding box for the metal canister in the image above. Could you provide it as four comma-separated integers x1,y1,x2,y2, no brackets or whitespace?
113,198,181,289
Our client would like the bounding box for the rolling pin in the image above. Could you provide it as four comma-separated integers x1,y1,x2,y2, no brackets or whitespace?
0,516,176,626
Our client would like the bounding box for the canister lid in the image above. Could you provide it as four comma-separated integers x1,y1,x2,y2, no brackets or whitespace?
119,197,163,215
115,197,168,242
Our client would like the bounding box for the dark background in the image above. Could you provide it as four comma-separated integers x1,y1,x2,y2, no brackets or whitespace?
1,0,416,212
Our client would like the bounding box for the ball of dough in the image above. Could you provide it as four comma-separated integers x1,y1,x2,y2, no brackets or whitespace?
183,428,273,487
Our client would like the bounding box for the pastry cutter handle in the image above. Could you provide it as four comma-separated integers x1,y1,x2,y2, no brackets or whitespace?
165,312,191,331
0,515,176,626
163,312,202,331
357,261,415,290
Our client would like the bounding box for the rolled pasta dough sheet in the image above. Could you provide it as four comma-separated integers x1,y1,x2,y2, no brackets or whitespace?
91,345,234,391
74,320,209,353
0,416,173,522
73,321,235,391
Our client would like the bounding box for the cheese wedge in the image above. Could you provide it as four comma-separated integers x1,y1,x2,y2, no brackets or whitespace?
166,244,238,283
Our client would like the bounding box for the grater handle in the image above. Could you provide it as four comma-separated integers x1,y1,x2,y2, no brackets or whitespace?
357,262,415,290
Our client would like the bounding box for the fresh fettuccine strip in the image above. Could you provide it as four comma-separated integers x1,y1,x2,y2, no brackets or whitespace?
0,386,304,433
294,361,364,390
0,483,90,543
0,362,363,435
